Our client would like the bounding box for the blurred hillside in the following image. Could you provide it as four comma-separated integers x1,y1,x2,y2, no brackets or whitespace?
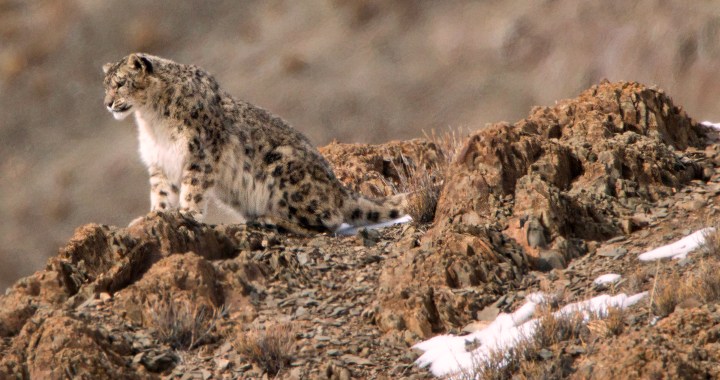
1,0,720,289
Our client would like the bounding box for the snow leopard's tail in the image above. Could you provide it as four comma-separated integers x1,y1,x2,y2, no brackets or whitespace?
335,193,412,234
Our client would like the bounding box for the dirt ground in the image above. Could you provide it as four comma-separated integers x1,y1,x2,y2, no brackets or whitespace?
2,0,720,291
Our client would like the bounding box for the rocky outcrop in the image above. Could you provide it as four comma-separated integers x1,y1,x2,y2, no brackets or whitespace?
1,81,717,378
373,81,708,340
0,214,272,378
437,80,704,257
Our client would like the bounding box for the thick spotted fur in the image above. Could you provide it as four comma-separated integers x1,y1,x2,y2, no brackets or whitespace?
103,53,407,234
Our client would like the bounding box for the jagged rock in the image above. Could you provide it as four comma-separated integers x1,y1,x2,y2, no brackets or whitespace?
438,80,704,252
1,310,144,380
0,212,276,378
113,252,225,325
374,81,707,338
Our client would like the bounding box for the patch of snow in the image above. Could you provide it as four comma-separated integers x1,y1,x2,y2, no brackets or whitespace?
701,121,720,131
413,292,648,378
525,292,546,304
638,228,713,261
335,214,413,236
593,273,621,285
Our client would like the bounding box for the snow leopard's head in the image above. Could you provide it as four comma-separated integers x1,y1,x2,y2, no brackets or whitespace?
102,53,155,120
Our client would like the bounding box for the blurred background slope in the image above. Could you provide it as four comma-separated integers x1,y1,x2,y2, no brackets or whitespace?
1,0,720,289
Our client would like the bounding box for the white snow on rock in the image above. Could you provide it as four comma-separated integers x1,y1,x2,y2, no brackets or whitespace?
413,292,648,378
701,121,720,131
334,214,413,236
593,273,621,285
638,228,713,261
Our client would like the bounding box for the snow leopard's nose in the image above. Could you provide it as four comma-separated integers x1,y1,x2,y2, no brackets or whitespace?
104,93,115,108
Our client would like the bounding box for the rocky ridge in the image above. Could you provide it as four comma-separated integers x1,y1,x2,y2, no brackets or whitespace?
2,81,720,379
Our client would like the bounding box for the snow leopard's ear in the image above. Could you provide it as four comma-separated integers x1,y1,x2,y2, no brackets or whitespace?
102,63,112,74
127,53,153,74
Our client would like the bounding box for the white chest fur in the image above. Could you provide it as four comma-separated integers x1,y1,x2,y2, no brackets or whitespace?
134,111,187,184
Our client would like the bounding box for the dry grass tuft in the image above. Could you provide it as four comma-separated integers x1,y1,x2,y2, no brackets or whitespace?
684,260,720,303
393,130,464,224
587,307,625,338
602,307,626,336
234,324,295,377
146,292,227,350
701,225,720,257
532,308,589,349
402,166,443,224
650,258,720,317
650,273,681,317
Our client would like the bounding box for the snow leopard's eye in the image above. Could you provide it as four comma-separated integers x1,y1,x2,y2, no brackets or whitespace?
114,79,126,88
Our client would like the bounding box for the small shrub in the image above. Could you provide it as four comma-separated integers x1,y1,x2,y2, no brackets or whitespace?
686,260,720,303
603,307,625,336
587,307,625,338
146,292,226,350
234,324,295,376
650,273,681,317
532,308,589,349
701,225,720,257
650,259,720,318
403,166,443,224
392,130,464,224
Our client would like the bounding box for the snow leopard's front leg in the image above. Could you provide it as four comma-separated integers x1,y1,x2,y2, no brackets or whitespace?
149,165,179,211
179,158,215,222
128,165,181,227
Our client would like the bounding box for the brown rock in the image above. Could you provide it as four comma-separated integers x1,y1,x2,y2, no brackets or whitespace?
17,311,140,380
113,252,224,325
374,81,705,337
